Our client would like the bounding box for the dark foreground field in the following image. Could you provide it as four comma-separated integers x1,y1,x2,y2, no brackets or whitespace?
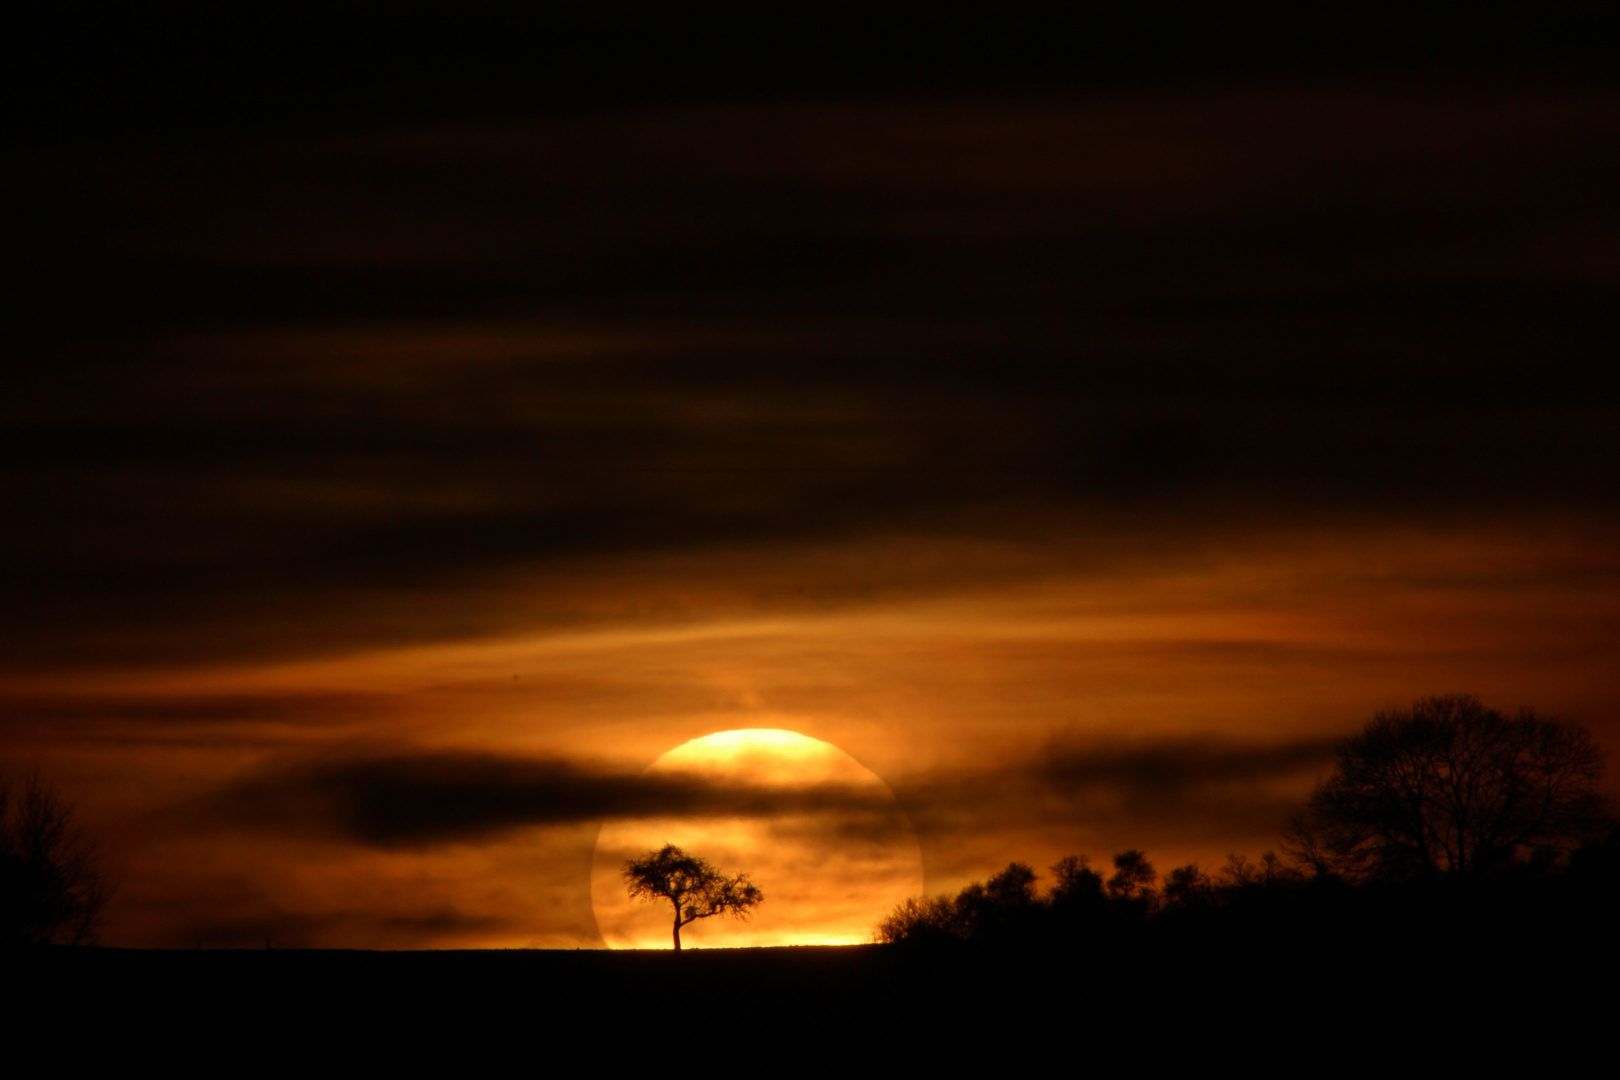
17,920,1612,1067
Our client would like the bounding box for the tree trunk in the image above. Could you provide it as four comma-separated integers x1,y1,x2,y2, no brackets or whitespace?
672,913,682,951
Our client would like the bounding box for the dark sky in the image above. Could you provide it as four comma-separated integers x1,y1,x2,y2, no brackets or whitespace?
5,8,1619,948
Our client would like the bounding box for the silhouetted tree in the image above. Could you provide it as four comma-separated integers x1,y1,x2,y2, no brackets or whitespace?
1107,849,1157,902
1258,851,1301,885
1220,851,1302,891
1049,855,1104,904
875,862,1045,944
1220,853,1261,887
1162,863,1215,908
1,769,113,946
985,862,1039,905
1045,854,1106,930
872,893,960,944
1286,695,1612,882
956,862,1043,940
623,843,762,950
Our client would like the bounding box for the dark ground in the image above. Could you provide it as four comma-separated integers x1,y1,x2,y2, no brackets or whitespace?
18,928,1610,1066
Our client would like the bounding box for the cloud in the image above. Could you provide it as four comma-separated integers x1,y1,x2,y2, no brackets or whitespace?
195,733,1335,855
5,85,1619,672
1032,734,1338,793
164,904,514,951
0,691,391,732
897,733,1339,841
202,749,903,849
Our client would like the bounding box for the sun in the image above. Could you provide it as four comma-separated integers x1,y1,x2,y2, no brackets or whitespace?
591,728,925,949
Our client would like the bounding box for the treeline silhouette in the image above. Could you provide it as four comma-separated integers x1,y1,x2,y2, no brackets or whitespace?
877,696,1620,961
875,833,1620,954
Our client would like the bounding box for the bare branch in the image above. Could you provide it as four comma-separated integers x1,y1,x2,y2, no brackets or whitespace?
1,769,115,946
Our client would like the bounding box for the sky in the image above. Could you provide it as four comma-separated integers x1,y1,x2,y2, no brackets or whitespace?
5,21,1619,947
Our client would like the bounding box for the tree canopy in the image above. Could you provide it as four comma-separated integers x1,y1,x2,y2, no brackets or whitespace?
623,844,763,950
1285,694,1611,881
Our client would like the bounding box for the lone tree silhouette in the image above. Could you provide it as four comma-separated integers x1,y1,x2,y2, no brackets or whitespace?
1286,694,1612,881
623,843,763,950
1,769,114,946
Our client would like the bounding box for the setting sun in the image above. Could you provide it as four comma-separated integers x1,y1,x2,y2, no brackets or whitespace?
591,729,925,948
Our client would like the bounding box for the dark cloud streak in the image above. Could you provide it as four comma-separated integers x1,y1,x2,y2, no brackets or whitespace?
205,750,903,849
897,734,1340,845
5,84,1619,670
199,735,1336,853
160,905,513,952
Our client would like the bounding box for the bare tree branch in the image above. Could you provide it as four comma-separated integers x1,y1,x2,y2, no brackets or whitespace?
1,769,115,946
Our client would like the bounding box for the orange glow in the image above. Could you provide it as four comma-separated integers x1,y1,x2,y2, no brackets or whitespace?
10,82,1620,955
5,520,1619,948
591,729,924,948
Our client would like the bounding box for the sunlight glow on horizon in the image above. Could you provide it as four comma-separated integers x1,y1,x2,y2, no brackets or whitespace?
590,728,925,949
